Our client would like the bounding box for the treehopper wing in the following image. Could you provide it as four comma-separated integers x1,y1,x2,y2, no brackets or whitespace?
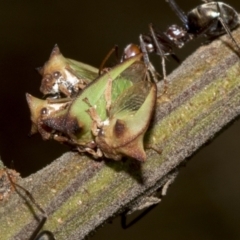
96,81,157,161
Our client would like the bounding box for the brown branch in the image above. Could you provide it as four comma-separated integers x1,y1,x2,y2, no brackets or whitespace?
1,27,240,240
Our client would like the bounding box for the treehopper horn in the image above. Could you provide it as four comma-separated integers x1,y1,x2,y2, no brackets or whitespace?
38,44,98,97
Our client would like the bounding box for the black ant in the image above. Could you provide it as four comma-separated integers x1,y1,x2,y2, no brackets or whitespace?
139,0,240,80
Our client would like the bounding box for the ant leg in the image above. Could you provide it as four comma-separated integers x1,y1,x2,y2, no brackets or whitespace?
121,170,178,229
216,2,240,53
121,204,158,229
139,35,160,83
147,62,161,82
99,45,119,75
5,169,46,216
148,24,168,92
139,34,151,67
5,168,54,240
29,217,48,240
32,230,55,240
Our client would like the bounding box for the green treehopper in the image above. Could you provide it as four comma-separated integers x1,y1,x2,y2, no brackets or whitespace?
27,54,157,161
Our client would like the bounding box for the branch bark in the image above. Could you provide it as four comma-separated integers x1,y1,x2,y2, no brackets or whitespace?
1,27,240,240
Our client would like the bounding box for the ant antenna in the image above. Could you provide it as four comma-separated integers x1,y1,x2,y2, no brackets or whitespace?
139,35,161,83
148,24,168,86
139,34,151,66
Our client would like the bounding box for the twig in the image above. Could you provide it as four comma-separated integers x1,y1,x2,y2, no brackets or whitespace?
1,27,240,240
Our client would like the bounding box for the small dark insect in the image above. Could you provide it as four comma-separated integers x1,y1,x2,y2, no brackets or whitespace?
139,0,240,80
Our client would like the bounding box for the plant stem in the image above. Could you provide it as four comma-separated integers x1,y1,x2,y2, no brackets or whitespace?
1,27,240,240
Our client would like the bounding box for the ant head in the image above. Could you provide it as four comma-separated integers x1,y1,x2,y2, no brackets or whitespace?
121,44,141,61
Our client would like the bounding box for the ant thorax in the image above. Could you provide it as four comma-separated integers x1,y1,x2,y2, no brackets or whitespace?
165,25,189,48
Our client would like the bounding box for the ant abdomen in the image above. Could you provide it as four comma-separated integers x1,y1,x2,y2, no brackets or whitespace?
187,2,239,37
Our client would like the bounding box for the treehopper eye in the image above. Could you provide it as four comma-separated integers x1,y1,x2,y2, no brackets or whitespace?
96,80,157,161
38,44,98,98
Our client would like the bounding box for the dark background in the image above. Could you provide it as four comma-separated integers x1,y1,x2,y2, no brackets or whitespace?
0,0,240,239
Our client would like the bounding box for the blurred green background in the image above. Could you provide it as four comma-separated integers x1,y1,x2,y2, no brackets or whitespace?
0,0,240,239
